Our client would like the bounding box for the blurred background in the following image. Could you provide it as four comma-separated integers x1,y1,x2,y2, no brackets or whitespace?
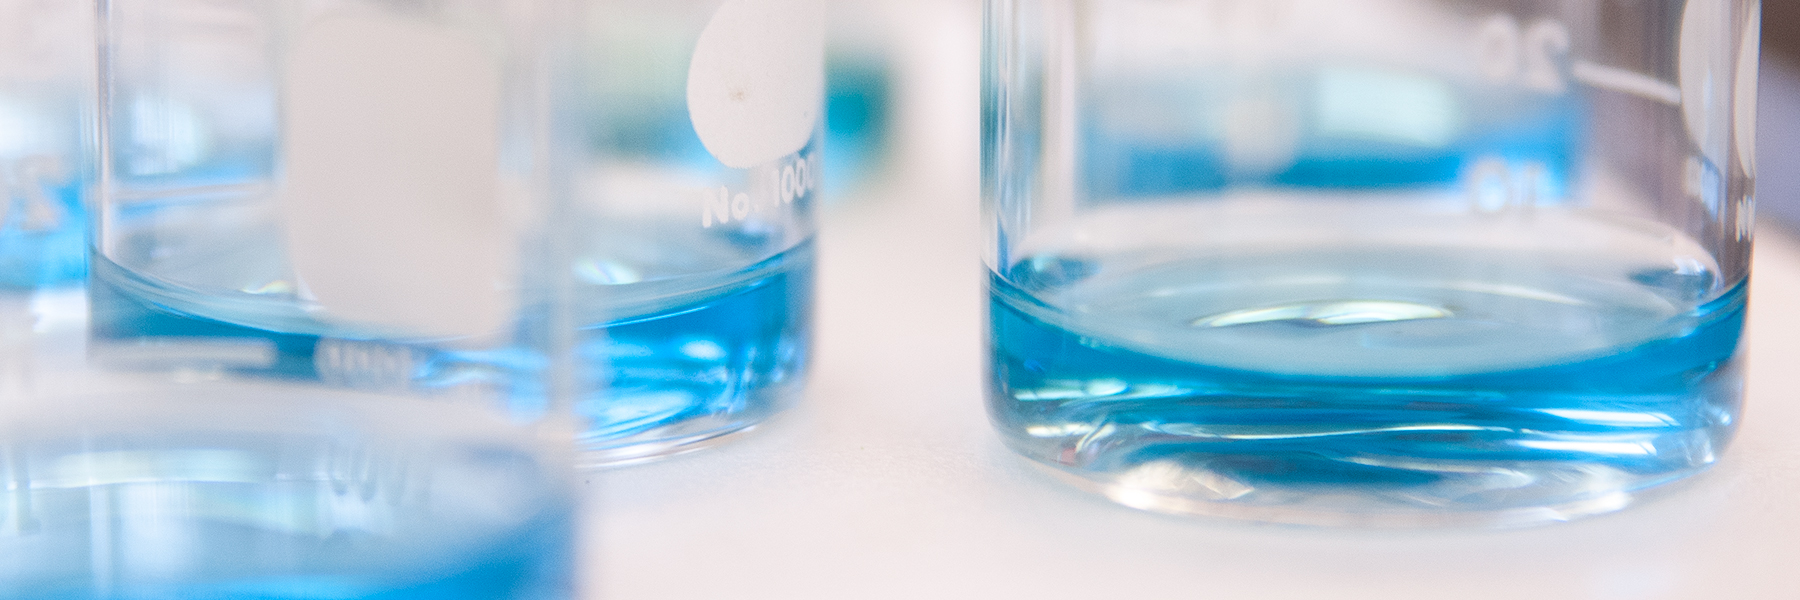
1758,2,1800,227
1765,2,1798,60
825,0,1800,231
1764,2,1792,57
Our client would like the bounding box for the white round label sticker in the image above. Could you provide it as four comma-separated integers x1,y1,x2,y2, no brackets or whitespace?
686,0,825,169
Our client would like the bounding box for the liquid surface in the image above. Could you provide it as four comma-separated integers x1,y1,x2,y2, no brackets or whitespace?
0,393,573,599
990,209,1744,521
90,223,812,466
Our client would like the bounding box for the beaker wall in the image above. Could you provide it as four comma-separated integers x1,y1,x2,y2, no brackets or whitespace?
982,0,1758,525
91,0,823,466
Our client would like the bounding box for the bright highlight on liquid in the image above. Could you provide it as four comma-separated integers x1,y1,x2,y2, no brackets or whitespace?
989,207,1744,518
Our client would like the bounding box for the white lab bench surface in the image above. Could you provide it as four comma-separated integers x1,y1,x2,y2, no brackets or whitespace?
587,192,1800,600
587,7,1800,597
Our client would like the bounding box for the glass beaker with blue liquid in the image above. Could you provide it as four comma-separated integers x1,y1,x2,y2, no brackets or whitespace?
0,0,89,294
0,384,578,599
89,0,821,467
0,0,93,387
5,1,580,597
984,0,1758,525
559,0,820,463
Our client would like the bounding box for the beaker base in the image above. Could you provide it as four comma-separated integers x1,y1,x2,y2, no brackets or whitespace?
0,386,576,598
1015,453,1710,528
577,419,767,468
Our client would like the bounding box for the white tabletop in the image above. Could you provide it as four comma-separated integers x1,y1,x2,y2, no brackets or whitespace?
587,7,1800,597
587,195,1800,600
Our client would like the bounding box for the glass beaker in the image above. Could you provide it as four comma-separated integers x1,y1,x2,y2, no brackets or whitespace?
0,383,578,599
560,0,821,464
983,0,1759,526
5,1,579,596
0,0,89,294
0,0,94,397
88,0,822,467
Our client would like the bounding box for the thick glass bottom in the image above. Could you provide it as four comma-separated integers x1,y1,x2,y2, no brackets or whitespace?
988,235,1745,525
0,387,574,598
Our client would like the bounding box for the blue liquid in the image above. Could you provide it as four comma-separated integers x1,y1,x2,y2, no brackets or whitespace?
89,238,812,465
0,396,573,599
824,51,894,194
989,231,1743,519
0,169,87,291
1079,68,1583,199
572,241,813,462
0,90,89,291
